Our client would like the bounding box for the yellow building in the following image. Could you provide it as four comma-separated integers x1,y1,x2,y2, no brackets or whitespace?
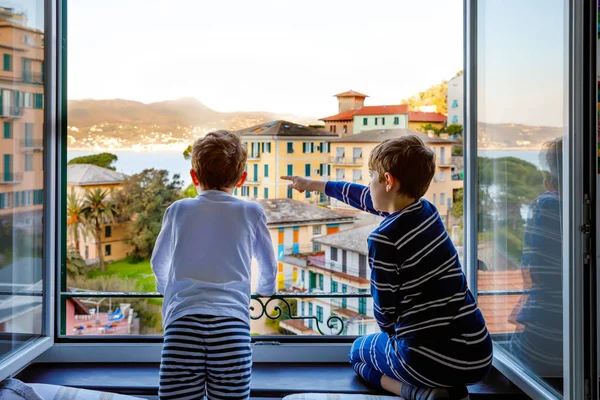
0,8,45,228
67,164,132,263
235,120,337,204
407,111,447,132
328,128,463,221
258,198,355,291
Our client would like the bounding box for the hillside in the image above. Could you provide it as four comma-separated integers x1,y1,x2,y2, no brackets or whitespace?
67,98,319,150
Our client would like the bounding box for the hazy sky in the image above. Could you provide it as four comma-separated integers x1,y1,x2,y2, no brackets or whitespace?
66,0,463,117
10,0,567,127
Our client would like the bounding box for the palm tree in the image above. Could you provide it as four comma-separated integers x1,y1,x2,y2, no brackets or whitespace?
67,192,88,252
66,246,87,277
82,188,118,272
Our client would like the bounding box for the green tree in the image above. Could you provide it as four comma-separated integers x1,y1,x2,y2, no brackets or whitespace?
183,145,192,161
114,169,183,260
451,188,463,220
265,299,298,334
402,80,448,115
420,124,441,135
68,153,118,170
66,246,87,277
82,188,119,272
446,124,463,136
183,183,197,198
67,192,89,252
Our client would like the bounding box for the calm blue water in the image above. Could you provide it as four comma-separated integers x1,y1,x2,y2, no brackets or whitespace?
68,149,543,188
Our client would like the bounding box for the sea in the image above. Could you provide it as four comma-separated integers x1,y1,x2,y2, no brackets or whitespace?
68,148,544,188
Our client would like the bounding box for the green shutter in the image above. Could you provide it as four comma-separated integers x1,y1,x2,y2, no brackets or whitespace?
287,188,293,199
267,142,271,153
303,143,307,153
287,165,293,175
264,164,269,177
34,94,43,109
305,164,310,177
3,54,11,71
264,188,268,198
3,122,10,138
253,187,258,198
287,142,293,153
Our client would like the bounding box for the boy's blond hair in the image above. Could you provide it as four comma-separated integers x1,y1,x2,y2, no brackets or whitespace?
191,130,247,190
368,134,436,199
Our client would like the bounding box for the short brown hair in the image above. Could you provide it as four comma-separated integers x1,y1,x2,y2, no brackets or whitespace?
368,135,436,198
191,130,247,190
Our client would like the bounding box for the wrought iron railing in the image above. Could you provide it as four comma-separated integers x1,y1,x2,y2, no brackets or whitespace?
55,289,526,336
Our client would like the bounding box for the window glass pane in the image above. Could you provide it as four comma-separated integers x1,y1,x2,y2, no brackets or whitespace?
0,3,45,359
476,0,566,393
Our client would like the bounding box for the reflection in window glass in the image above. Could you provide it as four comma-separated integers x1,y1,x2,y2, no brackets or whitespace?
476,0,566,393
0,4,45,359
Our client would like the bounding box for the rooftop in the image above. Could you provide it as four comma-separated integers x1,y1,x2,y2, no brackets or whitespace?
331,128,456,144
320,105,410,122
408,111,447,123
258,199,356,226
235,120,337,138
319,109,359,122
312,224,376,255
67,164,126,186
354,104,409,116
334,90,369,98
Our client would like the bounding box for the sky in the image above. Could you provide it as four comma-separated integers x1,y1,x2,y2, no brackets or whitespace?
65,0,463,118
8,0,568,127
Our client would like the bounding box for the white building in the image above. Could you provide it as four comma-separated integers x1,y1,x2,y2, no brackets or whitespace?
280,224,380,336
447,73,464,126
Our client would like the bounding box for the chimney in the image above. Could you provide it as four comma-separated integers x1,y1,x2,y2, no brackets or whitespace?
427,130,436,138
440,133,449,139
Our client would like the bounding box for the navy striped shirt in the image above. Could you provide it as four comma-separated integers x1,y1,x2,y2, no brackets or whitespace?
326,181,487,342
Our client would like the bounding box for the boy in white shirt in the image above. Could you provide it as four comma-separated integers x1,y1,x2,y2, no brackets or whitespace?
151,130,278,400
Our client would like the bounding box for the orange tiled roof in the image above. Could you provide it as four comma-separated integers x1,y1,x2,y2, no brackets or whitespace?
408,111,447,123
334,90,369,98
354,105,409,116
319,109,360,122
476,270,526,335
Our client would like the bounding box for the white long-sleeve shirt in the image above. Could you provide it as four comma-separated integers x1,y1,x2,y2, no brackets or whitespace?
151,190,278,328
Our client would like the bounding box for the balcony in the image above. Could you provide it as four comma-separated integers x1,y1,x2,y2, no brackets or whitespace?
0,106,23,118
0,171,23,184
20,138,44,151
22,71,44,85
245,179,261,185
329,156,363,167
247,153,261,161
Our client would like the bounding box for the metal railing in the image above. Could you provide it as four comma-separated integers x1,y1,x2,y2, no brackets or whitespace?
329,157,363,166
20,138,43,150
22,72,43,85
0,172,23,184
54,289,527,336
0,106,23,118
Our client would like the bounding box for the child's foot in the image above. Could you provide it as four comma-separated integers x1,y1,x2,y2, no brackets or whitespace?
400,384,469,400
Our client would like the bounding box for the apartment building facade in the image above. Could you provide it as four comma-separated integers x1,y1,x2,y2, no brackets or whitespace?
280,224,379,336
447,73,464,126
328,128,463,219
67,164,132,263
259,198,355,291
235,120,337,204
0,8,44,230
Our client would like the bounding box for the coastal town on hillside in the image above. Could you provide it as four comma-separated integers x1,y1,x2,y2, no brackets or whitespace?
1,5,532,339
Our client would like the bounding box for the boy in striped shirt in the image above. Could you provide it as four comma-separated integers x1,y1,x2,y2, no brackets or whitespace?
283,135,492,400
